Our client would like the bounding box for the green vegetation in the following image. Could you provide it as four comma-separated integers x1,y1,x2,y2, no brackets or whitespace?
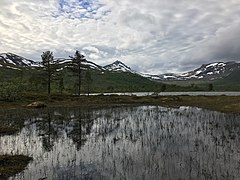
208,83,213,91
0,79,25,101
0,51,240,104
1,50,217,102
85,70,93,96
70,50,86,96
0,155,32,178
213,70,240,91
0,65,193,102
1,63,239,103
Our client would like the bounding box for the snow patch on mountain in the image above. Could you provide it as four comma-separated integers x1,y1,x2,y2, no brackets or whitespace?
104,60,135,73
55,58,104,71
0,53,41,68
144,61,240,81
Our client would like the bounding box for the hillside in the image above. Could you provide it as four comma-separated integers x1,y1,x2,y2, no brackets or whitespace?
1,52,239,96
0,53,169,96
213,70,240,91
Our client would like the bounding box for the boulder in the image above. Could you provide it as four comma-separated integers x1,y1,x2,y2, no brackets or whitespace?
27,101,46,108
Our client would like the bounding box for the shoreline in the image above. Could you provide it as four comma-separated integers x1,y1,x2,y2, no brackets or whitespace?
1,95,240,113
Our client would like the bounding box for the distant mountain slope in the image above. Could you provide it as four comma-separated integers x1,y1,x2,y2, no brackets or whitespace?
0,53,41,69
181,61,240,80
215,70,240,84
147,61,240,81
211,70,240,91
89,70,165,92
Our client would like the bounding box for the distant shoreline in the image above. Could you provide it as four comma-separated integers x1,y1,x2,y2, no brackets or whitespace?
82,91,240,96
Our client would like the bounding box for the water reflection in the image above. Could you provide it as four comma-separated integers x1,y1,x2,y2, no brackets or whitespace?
0,106,240,179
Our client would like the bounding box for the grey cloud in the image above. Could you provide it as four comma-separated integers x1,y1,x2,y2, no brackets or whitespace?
120,9,157,32
1,0,240,74
201,23,240,60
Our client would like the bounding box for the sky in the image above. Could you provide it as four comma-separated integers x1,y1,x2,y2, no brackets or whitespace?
1,0,240,74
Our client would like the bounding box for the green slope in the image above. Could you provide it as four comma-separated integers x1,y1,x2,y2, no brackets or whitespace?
89,71,164,92
213,70,240,91
0,67,166,94
0,66,208,99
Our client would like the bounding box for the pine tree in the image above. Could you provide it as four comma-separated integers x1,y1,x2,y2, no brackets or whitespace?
59,77,64,94
70,50,86,96
208,83,213,91
41,51,54,97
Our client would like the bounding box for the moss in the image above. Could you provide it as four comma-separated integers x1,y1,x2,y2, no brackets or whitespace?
0,155,32,178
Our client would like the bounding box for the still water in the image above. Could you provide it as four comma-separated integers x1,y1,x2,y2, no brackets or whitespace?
86,92,240,96
0,106,240,180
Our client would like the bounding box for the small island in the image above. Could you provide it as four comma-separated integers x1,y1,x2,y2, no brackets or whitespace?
0,155,32,179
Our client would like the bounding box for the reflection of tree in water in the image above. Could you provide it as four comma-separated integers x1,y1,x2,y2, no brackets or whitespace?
41,111,56,152
84,106,240,179
2,106,240,179
0,109,31,135
67,108,94,150
30,107,97,152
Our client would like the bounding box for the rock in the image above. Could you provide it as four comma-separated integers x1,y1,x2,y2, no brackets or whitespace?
27,101,46,108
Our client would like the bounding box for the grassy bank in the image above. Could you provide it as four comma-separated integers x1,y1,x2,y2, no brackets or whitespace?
1,95,240,113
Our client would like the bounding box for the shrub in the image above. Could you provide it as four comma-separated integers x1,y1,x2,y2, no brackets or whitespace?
0,80,25,101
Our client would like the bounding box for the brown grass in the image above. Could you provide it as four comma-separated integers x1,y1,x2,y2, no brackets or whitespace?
1,95,240,113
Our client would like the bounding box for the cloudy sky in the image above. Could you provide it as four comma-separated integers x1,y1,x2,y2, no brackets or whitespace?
1,0,240,74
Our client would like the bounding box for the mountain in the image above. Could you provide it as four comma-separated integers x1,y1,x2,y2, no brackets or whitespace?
0,53,104,72
103,60,240,82
103,60,135,73
0,53,167,94
1,52,240,92
147,61,240,81
1,52,240,83
0,53,41,69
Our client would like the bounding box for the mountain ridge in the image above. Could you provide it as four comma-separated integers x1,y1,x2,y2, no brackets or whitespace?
1,52,240,82
151,61,240,81
0,53,41,68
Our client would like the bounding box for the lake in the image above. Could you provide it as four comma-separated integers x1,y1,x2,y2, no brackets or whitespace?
1,106,240,179
85,91,240,96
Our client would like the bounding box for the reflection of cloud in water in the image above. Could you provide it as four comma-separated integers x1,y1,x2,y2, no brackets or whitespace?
55,164,104,180
0,106,240,179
